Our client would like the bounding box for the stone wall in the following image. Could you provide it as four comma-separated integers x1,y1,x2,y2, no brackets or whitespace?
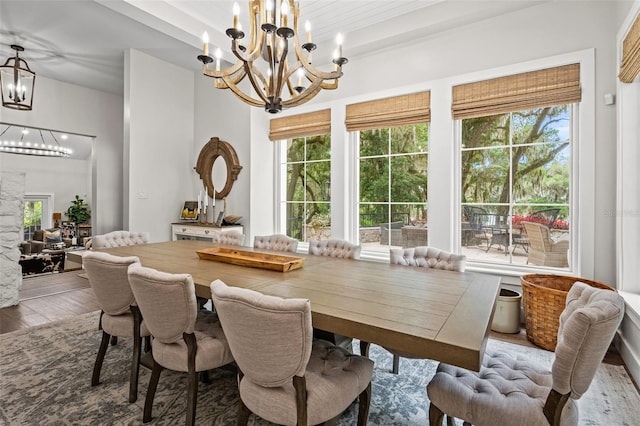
0,172,25,308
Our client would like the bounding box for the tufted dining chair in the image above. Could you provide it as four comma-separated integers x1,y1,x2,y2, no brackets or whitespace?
210,279,374,426
366,246,466,374
308,239,361,259
211,230,245,246
127,265,234,425
91,230,150,248
427,282,624,426
83,251,151,403
308,239,361,351
253,234,299,253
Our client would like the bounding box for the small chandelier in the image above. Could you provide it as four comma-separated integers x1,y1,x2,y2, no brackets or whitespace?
0,45,36,111
0,126,72,157
197,0,348,114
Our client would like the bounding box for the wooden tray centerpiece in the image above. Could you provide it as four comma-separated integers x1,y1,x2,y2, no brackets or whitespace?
196,247,305,272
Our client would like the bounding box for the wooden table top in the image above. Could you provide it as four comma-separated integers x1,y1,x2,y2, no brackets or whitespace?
99,240,501,371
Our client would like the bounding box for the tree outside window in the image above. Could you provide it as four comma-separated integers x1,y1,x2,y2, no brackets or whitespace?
359,124,428,252
283,134,331,242
461,105,571,267
24,200,42,241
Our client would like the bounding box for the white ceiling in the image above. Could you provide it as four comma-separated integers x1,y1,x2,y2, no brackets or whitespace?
0,0,545,96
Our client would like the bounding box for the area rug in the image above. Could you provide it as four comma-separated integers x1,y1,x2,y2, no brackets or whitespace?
1,311,638,425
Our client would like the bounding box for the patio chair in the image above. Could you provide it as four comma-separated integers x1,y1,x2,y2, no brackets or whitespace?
210,279,374,426
427,282,624,426
522,221,569,268
462,206,491,248
512,208,562,254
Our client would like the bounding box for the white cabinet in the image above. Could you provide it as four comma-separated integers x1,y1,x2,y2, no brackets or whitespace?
171,223,243,242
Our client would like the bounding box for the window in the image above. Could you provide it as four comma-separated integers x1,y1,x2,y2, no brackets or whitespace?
460,106,572,268
282,134,331,242
358,124,428,253
23,194,53,240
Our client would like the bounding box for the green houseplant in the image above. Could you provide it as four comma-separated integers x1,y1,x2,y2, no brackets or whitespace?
66,195,91,224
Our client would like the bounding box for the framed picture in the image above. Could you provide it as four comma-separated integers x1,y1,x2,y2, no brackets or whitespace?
180,201,199,221
60,221,77,239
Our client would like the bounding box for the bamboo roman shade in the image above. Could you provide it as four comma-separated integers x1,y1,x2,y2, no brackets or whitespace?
269,109,331,141
452,64,581,120
345,91,430,132
619,14,640,83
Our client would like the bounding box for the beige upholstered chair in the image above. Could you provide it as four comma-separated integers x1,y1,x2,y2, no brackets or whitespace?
308,239,361,259
83,251,151,403
210,279,374,426
253,234,298,253
371,246,466,374
522,221,569,267
127,265,234,425
427,282,624,426
91,230,150,248
211,230,245,246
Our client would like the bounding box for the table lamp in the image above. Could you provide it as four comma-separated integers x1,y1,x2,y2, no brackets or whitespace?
52,212,62,228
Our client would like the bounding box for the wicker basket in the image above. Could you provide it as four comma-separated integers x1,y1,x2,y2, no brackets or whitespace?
521,274,615,351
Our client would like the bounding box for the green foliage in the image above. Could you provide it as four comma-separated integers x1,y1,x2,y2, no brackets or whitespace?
24,201,42,228
65,195,91,224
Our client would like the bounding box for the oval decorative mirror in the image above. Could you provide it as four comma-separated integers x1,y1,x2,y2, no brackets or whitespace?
194,137,242,199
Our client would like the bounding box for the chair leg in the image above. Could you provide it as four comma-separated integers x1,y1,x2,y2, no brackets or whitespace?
359,341,370,357
428,402,445,426
357,382,372,426
110,336,118,346
392,354,400,374
236,398,251,426
143,360,163,423
92,331,111,386
129,336,142,403
144,336,151,353
186,369,199,426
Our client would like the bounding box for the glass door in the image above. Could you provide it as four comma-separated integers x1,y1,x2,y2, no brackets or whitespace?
23,194,52,240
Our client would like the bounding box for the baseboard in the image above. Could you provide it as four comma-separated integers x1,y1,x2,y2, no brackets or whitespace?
616,291,640,386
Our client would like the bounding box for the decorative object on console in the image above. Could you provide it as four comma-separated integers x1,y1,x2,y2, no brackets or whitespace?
197,0,348,114
65,194,91,224
180,201,198,221
195,137,242,200
1,45,35,111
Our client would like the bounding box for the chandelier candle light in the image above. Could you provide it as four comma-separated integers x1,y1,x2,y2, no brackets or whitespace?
0,45,36,110
0,126,72,157
197,0,348,113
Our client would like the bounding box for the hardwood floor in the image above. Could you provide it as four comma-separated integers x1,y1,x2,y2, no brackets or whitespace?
0,271,100,334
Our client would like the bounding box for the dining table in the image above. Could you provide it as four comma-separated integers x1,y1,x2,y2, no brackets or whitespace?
97,239,501,371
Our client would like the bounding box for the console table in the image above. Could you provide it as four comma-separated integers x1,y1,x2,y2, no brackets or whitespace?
171,223,243,242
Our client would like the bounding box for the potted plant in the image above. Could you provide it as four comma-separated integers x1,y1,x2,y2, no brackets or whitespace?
65,195,91,224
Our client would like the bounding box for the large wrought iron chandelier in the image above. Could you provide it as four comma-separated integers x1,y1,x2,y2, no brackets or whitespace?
0,126,72,157
197,0,348,114
0,45,36,111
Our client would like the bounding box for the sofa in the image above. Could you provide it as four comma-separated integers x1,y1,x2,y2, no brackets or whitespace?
20,229,73,255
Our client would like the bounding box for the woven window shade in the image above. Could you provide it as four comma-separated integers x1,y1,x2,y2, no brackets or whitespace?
269,109,331,141
619,14,640,83
452,64,581,120
345,91,430,132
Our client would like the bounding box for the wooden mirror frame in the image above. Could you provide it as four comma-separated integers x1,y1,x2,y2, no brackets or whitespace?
194,137,243,199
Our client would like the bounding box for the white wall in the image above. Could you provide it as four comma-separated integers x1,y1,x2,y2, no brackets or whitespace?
0,155,90,215
193,73,252,241
250,0,621,285
0,76,123,234
124,49,195,242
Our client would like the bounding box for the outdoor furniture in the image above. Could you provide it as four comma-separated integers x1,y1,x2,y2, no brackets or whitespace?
522,221,569,267
427,281,625,426
253,234,298,253
210,279,374,426
401,225,428,248
380,221,404,246
83,251,149,403
462,206,491,248
127,264,234,425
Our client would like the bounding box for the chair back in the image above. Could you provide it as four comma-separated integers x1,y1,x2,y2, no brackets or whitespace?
210,279,313,387
552,282,624,399
212,230,245,246
92,231,150,248
463,206,488,231
390,246,466,272
254,234,298,253
522,221,551,252
308,239,361,259
83,251,140,315
127,264,197,343
529,208,561,229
